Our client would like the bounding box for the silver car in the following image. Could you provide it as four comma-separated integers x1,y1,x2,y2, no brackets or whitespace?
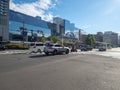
44,44,70,55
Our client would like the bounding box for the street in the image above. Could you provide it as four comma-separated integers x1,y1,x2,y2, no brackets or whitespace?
0,53,120,90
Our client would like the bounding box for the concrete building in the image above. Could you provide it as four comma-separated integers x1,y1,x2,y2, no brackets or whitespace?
0,0,9,41
103,31,118,47
95,32,103,42
118,33,120,46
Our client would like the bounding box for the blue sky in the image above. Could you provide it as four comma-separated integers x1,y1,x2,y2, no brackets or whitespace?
10,0,120,34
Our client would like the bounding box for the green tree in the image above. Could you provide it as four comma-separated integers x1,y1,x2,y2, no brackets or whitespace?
40,36,47,43
86,34,95,46
50,36,60,43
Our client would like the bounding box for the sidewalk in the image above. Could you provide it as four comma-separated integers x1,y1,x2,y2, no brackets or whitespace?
0,50,30,55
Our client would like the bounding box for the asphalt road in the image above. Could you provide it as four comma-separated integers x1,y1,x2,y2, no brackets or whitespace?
0,53,120,90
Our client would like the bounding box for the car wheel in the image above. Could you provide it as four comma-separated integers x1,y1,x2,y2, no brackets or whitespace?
65,49,69,54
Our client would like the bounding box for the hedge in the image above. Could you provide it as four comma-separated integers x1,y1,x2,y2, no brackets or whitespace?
6,44,29,50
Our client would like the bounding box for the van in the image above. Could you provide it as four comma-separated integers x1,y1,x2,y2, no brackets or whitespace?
29,42,45,53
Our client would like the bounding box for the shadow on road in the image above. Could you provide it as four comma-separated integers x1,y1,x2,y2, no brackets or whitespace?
29,53,64,58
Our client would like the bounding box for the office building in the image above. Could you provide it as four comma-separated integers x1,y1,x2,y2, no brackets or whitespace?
0,0,9,41
53,17,65,36
53,17,76,39
103,31,118,47
95,32,103,42
9,10,51,42
64,20,75,33
47,22,58,36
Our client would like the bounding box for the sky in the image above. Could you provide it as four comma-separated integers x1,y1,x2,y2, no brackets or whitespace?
10,0,120,34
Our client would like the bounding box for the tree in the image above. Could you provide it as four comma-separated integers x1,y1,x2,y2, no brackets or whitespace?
40,36,47,43
86,34,95,46
50,36,60,43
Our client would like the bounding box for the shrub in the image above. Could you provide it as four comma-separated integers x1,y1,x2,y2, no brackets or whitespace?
6,44,29,50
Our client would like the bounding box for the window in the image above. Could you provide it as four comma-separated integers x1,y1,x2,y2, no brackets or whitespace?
55,44,62,47
36,44,44,46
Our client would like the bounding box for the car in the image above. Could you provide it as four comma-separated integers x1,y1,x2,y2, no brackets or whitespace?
98,47,106,51
29,42,45,53
0,44,6,50
98,45,107,51
80,45,93,51
44,43,70,55
80,46,88,51
99,47,106,51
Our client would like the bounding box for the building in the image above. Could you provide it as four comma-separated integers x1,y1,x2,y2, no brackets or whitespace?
95,32,103,42
53,17,65,36
9,10,51,42
47,22,58,36
103,31,118,47
118,33,120,46
53,17,76,39
64,20,75,33
0,0,9,41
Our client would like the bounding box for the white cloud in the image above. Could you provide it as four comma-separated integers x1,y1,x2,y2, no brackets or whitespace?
10,0,59,21
81,24,92,29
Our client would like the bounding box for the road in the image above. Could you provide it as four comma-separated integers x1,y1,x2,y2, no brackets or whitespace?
0,53,120,90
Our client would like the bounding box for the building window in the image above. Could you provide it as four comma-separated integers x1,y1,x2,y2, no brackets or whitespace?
0,0,8,16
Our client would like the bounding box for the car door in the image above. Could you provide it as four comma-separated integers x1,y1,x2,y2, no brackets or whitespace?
59,45,65,52
54,44,60,51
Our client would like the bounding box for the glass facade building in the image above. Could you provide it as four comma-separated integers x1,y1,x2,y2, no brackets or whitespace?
65,20,75,33
53,17,77,39
9,10,51,42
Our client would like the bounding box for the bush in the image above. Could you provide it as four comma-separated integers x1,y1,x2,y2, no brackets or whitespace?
6,44,29,50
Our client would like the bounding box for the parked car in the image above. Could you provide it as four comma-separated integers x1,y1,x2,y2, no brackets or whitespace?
0,44,6,50
98,46,106,51
98,47,106,51
80,45,93,51
0,41,8,50
29,42,45,53
44,43,70,55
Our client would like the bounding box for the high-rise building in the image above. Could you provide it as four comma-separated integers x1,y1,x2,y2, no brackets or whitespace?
53,17,76,38
47,22,58,36
53,17,65,36
0,0,9,41
64,20,75,33
103,31,118,47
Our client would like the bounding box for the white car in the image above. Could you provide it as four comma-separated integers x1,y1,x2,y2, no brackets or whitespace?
29,42,45,53
44,44,70,55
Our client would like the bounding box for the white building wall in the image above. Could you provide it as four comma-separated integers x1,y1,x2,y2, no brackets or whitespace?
103,31,118,47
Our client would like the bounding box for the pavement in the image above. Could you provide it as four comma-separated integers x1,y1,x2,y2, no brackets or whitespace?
0,50,30,55
0,53,120,90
